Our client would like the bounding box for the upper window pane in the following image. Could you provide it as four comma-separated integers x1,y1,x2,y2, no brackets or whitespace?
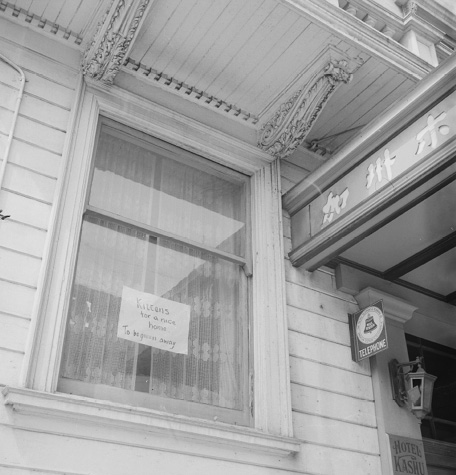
89,126,246,257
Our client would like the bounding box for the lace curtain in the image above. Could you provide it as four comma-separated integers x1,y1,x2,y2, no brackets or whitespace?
60,125,247,412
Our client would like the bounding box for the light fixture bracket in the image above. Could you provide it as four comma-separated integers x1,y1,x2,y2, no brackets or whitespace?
388,356,437,421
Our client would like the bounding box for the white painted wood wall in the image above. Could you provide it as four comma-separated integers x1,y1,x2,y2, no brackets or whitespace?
281,158,382,474
0,16,382,475
0,17,79,388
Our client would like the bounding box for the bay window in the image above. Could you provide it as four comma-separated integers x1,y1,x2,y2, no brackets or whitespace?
58,119,250,424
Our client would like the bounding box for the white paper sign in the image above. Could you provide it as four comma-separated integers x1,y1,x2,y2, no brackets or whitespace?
117,286,191,354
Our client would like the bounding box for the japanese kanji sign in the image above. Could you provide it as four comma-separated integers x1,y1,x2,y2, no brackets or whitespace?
291,89,456,252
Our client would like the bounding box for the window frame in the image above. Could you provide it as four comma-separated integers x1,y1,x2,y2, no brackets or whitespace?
16,81,298,455
57,116,252,425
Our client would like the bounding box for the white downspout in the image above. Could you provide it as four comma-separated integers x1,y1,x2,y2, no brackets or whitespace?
0,53,25,194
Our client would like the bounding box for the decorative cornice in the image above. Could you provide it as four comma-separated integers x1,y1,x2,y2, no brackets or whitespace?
122,58,260,125
0,1,83,46
258,60,352,160
82,0,152,85
402,1,419,17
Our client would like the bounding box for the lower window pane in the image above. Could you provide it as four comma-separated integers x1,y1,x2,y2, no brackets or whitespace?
59,215,248,416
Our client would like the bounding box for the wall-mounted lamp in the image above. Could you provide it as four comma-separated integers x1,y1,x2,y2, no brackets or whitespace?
389,357,437,421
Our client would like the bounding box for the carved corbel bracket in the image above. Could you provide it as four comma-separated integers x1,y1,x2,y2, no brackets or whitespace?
258,60,353,160
82,0,152,85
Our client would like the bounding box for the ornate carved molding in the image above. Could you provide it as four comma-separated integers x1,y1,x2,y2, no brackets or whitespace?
82,0,152,85
402,1,419,17
258,60,352,160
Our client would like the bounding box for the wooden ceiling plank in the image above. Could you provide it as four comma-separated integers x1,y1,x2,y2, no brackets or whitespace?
11,0,34,11
145,0,227,79
322,68,403,148
141,0,200,73
384,230,456,281
168,0,245,81
65,0,105,35
249,23,333,115
26,0,52,17
209,4,298,100
325,76,413,152
132,0,183,61
224,12,308,105
41,0,70,24
156,0,248,86
307,57,386,140
330,81,417,153
331,67,399,128
187,0,273,93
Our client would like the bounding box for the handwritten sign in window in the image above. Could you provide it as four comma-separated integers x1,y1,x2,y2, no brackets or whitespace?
117,286,191,354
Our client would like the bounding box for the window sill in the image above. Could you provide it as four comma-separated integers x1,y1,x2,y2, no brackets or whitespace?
2,386,300,456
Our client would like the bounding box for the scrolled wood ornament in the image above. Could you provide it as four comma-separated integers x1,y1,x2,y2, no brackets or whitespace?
258,60,352,160
82,0,151,85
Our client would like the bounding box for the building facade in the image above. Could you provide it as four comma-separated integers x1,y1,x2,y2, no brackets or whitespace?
0,1,455,474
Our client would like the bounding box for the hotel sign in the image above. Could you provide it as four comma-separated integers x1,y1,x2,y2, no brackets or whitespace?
290,89,456,269
388,434,428,475
349,300,388,362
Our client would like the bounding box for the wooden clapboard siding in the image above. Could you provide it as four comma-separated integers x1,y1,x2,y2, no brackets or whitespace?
10,115,66,156
3,165,56,204
0,313,29,353
0,220,46,258
290,356,374,400
0,191,51,230
0,279,36,319
283,192,379,468
286,280,360,326
291,383,376,427
20,94,71,131
0,347,24,385
300,443,381,475
288,305,350,346
293,411,379,454
289,329,368,374
280,160,310,195
0,83,19,110
0,18,78,389
0,248,41,288
6,140,61,179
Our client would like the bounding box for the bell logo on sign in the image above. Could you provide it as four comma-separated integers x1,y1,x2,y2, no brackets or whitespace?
356,306,384,345
349,300,388,362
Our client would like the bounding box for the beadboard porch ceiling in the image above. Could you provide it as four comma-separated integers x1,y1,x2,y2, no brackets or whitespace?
122,0,421,154
4,0,432,156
